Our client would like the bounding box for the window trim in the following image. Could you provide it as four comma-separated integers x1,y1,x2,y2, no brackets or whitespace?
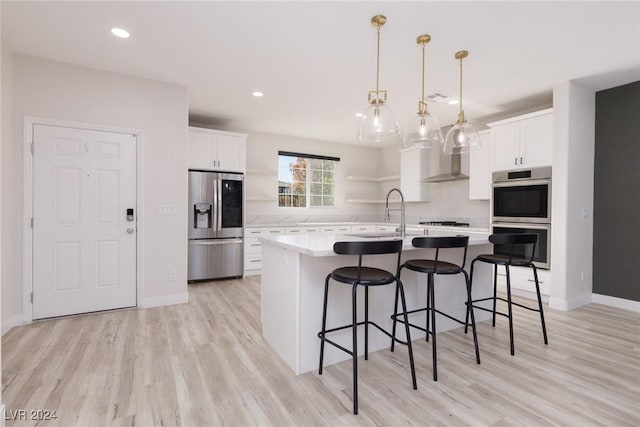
277,151,340,209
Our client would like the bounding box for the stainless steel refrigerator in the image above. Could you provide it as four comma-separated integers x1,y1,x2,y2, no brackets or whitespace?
188,170,244,281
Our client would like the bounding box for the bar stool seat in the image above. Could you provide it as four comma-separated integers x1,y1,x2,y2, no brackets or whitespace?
331,267,395,286
473,253,532,267
403,259,462,274
318,239,417,415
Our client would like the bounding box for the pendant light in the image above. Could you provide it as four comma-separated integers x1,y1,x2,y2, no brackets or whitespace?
403,35,443,148
357,15,400,144
443,50,480,154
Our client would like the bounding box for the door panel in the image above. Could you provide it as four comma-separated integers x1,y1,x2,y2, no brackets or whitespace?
33,124,137,319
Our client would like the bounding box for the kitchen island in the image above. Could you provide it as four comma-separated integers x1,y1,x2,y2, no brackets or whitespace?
260,233,494,375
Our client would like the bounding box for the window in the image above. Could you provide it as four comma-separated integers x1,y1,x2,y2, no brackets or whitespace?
278,151,339,208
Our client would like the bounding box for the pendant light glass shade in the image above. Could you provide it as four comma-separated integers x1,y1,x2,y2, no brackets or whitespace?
357,15,400,144
404,106,443,148
443,50,480,154
359,103,400,144
443,121,480,154
404,34,443,148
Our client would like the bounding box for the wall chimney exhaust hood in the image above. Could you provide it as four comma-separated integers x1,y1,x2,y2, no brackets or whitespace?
421,125,469,183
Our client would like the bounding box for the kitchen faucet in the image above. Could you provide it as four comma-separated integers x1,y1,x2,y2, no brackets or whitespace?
385,188,405,239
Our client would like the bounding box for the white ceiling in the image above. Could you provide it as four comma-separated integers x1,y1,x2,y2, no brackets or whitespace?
3,1,640,144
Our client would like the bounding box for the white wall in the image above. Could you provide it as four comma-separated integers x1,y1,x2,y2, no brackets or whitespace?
550,81,595,310
4,54,189,326
244,131,382,223
1,38,14,334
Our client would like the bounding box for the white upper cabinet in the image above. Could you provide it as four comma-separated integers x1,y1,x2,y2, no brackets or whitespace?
488,109,553,172
188,127,247,172
399,146,431,202
469,130,492,200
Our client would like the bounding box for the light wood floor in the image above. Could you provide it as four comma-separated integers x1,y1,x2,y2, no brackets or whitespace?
3,275,640,426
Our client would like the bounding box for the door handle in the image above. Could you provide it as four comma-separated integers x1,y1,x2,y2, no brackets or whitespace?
126,228,135,234
189,239,243,246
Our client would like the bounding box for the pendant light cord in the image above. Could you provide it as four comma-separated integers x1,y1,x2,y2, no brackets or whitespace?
376,24,381,93
421,42,425,106
458,56,463,117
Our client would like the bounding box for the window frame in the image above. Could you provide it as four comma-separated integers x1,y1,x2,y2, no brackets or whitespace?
277,151,340,209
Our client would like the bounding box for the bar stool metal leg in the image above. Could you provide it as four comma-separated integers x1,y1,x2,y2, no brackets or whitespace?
398,280,418,390
532,265,549,345
505,266,515,356
465,259,477,334
390,282,400,352
318,274,331,375
492,266,498,327
462,269,481,364
428,273,438,381
352,282,359,415
425,274,431,343
365,286,369,360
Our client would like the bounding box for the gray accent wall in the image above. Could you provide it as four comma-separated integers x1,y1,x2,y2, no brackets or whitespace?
593,81,640,301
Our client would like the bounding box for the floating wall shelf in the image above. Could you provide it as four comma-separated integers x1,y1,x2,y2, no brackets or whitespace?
345,175,400,182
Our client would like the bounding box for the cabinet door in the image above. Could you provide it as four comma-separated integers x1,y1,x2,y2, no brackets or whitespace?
400,147,430,202
491,123,521,171
469,131,492,200
216,135,245,172
188,130,215,170
521,113,553,168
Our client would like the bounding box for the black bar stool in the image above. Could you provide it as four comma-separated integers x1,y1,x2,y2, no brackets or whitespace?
467,233,548,355
317,239,417,415
392,236,480,382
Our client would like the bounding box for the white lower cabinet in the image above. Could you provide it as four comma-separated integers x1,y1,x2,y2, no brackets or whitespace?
244,227,284,275
351,224,377,233
285,226,320,235
321,225,352,235
496,266,551,297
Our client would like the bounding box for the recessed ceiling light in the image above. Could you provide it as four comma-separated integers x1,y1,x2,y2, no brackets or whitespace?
111,28,130,39
355,113,363,118
252,91,264,97
448,99,459,105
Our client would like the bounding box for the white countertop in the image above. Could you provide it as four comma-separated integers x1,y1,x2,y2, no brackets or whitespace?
246,221,489,233
259,233,490,257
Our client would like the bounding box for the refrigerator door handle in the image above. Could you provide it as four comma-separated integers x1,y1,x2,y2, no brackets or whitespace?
189,239,243,246
217,177,223,232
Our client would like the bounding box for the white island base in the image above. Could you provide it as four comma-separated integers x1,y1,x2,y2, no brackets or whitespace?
260,234,494,375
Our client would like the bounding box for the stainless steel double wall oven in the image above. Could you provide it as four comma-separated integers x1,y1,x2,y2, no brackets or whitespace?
492,166,552,269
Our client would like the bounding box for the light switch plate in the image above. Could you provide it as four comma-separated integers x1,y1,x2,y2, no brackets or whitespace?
158,204,177,216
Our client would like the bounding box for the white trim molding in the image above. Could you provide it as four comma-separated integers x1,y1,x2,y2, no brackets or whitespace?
549,294,592,311
23,116,144,323
1,315,24,336
142,293,189,308
592,293,640,313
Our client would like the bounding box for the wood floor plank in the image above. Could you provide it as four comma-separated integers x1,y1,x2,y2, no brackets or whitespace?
2,275,639,426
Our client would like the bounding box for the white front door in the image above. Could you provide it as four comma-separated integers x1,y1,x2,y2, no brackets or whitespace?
32,124,137,319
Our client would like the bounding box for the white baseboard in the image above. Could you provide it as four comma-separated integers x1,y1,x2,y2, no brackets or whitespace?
2,315,25,336
592,293,640,313
244,269,261,276
142,292,189,308
496,283,550,303
549,294,592,311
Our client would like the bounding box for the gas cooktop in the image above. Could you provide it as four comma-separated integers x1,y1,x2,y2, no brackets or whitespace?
419,221,470,227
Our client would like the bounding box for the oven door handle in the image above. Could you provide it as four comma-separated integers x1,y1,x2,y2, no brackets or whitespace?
492,178,551,187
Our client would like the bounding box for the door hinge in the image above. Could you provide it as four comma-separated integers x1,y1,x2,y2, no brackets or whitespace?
31,142,34,155
30,292,33,304
30,217,34,229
